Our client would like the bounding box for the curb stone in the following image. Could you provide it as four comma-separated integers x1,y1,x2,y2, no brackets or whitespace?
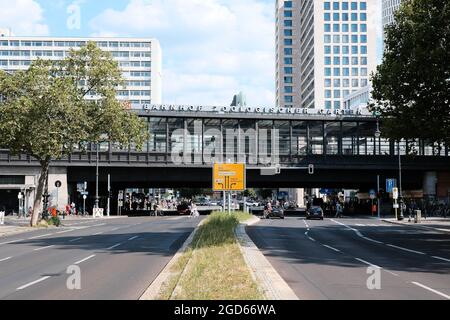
235,216,299,300
382,219,450,234
139,218,205,300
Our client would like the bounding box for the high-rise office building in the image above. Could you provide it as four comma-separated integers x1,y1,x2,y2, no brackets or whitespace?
382,0,402,30
276,0,377,110
0,36,162,105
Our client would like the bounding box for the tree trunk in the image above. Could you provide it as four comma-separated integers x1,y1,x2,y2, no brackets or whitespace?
30,159,50,227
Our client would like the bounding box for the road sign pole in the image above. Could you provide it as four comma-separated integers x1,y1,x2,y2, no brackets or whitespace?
377,175,381,219
107,174,110,217
228,192,231,215
223,191,226,212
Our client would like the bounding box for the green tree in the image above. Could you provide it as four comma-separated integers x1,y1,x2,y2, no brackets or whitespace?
243,188,257,199
0,42,148,226
370,0,450,145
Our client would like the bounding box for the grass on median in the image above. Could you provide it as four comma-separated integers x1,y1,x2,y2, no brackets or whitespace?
158,211,264,300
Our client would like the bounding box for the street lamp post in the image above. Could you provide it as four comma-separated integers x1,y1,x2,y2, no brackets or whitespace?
94,142,100,209
374,113,382,219
398,141,404,220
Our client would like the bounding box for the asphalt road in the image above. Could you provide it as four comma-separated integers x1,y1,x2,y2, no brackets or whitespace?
0,216,202,300
247,216,450,300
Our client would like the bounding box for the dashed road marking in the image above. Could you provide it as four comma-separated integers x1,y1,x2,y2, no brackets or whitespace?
432,256,450,263
17,276,51,291
0,239,25,246
74,254,96,265
28,234,53,240
0,256,12,262
107,243,122,250
355,258,381,269
69,237,82,243
411,282,450,300
33,245,55,251
386,244,426,255
128,236,139,241
323,245,341,253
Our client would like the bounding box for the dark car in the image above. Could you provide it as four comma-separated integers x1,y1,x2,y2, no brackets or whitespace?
306,206,324,220
177,202,191,215
264,206,285,219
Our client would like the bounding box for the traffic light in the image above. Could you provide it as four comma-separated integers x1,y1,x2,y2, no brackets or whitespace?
308,164,314,175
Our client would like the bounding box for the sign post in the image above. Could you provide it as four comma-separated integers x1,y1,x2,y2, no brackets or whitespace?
213,163,246,213
55,181,62,211
392,187,399,220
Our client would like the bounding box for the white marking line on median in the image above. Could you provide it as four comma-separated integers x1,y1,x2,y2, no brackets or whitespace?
386,244,426,255
412,282,450,300
308,237,316,242
128,236,139,241
432,256,450,263
28,233,53,240
107,243,122,250
0,257,12,262
0,239,25,246
110,228,120,232
69,237,82,243
33,245,55,251
74,254,96,265
323,244,341,253
384,269,399,277
356,224,365,227
355,258,381,269
55,229,73,234
17,276,51,291
92,232,104,236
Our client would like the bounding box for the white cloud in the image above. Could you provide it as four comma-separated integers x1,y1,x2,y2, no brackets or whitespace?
0,0,49,36
89,0,275,106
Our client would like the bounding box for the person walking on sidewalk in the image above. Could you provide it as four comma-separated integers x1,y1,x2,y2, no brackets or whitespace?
0,205,5,225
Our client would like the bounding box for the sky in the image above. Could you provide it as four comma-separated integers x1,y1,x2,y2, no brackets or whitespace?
0,0,383,107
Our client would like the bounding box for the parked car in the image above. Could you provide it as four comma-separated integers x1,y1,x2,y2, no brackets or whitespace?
264,206,285,219
306,206,324,220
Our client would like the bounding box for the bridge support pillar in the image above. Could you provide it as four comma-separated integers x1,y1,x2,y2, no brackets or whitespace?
423,171,437,200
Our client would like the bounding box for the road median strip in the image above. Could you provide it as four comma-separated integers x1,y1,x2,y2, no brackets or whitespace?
141,212,272,300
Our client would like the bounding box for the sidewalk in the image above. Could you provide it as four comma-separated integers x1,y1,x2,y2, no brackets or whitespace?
382,217,450,233
0,225,34,237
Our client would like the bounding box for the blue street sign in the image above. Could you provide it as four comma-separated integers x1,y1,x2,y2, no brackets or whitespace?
386,179,397,193
369,189,376,198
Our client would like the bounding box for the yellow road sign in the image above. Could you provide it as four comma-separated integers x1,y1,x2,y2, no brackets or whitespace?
213,163,246,191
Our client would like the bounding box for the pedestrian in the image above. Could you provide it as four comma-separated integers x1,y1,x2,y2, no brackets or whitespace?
335,202,343,218
0,205,6,225
27,207,33,218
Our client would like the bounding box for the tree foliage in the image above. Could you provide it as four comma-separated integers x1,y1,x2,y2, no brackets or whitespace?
0,42,148,226
370,0,450,144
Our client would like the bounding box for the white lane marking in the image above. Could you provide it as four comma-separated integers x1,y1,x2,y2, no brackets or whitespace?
323,245,341,253
386,244,426,255
90,223,106,227
411,282,450,300
69,237,82,243
355,258,381,269
384,269,399,277
0,257,12,262
28,233,53,240
0,239,25,246
303,220,309,228
55,229,73,234
432,256,450,263
107,243,122,250
128,236,139,241
17,276,51,290
74,254,96,265
308,237,316,242
33,245,55,251
362,237,384,244
110,228,120,232
356,224,365,227
92,232,104,236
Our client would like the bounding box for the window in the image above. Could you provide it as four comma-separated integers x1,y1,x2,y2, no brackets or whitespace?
333,35,340,43
325,46,331,54
351,24,358,32
333,24,340,32
342,46,349,54
334,68,340,76
325,57,331,65
342,13,349,21
351,13,358,21
361,57,367,65
334,101,341,109
333,57,340,65
351,35,358,43
284,86,293,93
324,2,331,10
325,101,332,109
342,2,349,10
333,79,341,87
325,90,332,98
352,68,359,76
360,2,367,10
324,35,331,43
361,35,367,43
285,1,293,8
352,79,359,87
351,2,357,10
343,57,349,65
333,46,340,54
342,35,349,43
361,79,368,87
324,24,331,32
342,24,349,32
334,90,341,98
361,68,368,76
333,13,340,21
284,20,293,27
284,39,292,46
284,67,293,74
284,10,292,18
333,2,339,10
352,46,358,54
284,29,293,36
360,24,367,32
343,68,350,76
284,48,293,55
284,76,293,83
343,79,350,87
285,96,293,103
324,13,331,21
325,79,332,87
284,57,293,64
325,68,332,76
361,13,367,21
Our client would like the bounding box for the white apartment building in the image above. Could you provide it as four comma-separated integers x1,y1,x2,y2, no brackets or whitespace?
276,0,377,110
0,35,162,106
